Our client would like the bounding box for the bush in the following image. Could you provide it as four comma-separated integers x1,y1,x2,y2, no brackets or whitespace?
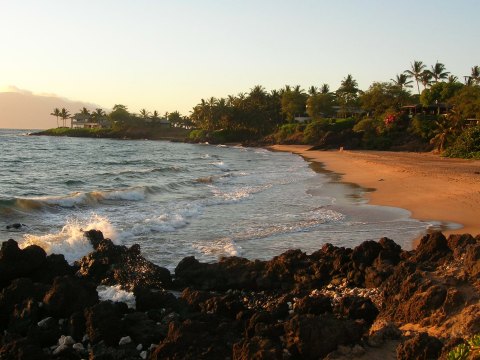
444,126,480,159
303,119,331,144
409,115,439,141
188,129,208,142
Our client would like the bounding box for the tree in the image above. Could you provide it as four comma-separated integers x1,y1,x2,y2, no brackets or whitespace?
60,108,70,128
430,114,462,152
90,108,106,124
405,60,426,94
306,93,335,119
420,70,433,90
336,74,359,116
109,104,131,124
308,86,318,96
320,84,330,94
281,86,307,121
447,75,459,84
150,110,160,122
139,109,150,119
449,86,480,119
50,108,61,128
420,82,463,107
391,74,413,91
429,61,449,83
360,82,412,117
470,65,480,85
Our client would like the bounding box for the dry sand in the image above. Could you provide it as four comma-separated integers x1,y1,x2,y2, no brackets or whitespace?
271,145,480,242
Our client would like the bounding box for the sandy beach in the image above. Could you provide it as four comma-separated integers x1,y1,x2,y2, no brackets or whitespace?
271,145,480,241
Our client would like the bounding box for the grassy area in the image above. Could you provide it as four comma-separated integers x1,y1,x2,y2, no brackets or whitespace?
33,126,190,141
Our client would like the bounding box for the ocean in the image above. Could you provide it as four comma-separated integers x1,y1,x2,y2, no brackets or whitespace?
0,129,433,270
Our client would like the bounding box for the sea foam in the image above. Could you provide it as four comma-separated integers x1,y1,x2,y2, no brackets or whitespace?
20,214,118,264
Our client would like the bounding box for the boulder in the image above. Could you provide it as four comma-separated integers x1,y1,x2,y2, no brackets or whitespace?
0,240,46,287
43,275,98,318
84,301,126,346
396,332,443,360
414,232,451,263
76,232,171,290
284,314,363,359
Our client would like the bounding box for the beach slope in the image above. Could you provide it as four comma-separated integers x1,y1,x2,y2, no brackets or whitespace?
271,145,480,237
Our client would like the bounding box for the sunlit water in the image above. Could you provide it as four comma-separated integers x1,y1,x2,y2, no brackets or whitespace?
0,129,435,270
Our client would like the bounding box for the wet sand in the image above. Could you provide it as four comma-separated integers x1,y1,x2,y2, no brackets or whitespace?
271,145,480,243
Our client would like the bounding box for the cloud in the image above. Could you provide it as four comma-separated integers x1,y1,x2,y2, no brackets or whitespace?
1,85,34,95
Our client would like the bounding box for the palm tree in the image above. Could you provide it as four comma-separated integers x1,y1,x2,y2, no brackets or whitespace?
420,70,433,90
391,74,413,90
60,108,70,128
90,108,106,123
50,108,61,128
430,113,463,152
470,65,480,85
429,61,449,83
150,110,160,122
320,84,330,94
447,75,459,84
405,60,426,94
139,109,150,119
308,86,318,96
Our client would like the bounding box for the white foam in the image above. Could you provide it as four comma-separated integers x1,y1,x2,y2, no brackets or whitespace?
211,161,229,172
20,214,118,264
193,237,239,258
97,285,136,309
92,188,146,201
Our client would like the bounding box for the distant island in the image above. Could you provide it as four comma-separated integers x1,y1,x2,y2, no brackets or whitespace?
36,60,480,159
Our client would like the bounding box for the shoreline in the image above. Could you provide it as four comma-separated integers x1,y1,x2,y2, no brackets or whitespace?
270,145,480,246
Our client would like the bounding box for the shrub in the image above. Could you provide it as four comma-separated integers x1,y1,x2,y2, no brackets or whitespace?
444,126,480,159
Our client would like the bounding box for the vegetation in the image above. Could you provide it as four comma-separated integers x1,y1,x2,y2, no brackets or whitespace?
43,60,480,158
447,334,480,360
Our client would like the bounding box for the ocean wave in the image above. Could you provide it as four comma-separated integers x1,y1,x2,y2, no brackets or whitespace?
20,214,118,264
128,203,204,235
193,237,240,258
2,186,157,212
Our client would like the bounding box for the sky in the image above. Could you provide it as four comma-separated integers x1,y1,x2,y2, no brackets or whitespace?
1,0,479,124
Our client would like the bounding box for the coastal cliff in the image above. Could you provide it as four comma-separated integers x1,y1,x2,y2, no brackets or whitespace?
0,230,478,359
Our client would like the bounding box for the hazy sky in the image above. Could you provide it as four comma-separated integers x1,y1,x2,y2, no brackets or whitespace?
1,0,479,117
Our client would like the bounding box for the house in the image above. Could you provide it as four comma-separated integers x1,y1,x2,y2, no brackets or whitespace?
401,103,452,118
71,114,108,129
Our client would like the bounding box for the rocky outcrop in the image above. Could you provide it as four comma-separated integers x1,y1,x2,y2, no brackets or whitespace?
0,230,478,359
75,229,172,290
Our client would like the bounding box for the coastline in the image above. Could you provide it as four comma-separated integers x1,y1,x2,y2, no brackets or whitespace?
271,145,480,245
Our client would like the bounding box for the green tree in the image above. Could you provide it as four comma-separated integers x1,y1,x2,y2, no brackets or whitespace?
420,70,433,90
420,82,464,107
139,109,150,119
336,74,359,116
60,108,70,128
109,104,131,125
470,65,480,85
405,60,426,94
320,84,330,94
391,74,413,91
360,82,411,117
91,108,106,124
306,93,335,119
281,86,307,121
429,61,449,83
429,114,463,152
308,86,318,96
50,108,61,128
449,86,480,119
